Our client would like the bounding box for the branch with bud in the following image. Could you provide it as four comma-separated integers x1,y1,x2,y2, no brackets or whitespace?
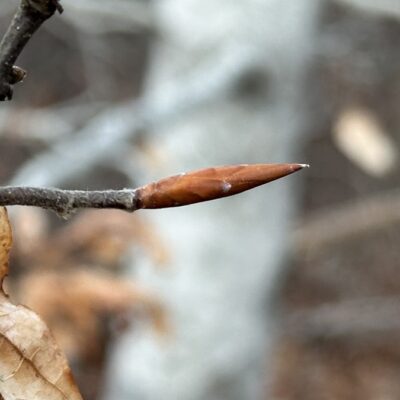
0,163,308,217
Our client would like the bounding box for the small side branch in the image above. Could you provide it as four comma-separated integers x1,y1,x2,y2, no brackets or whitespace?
0,0,63,100
0,187,138,217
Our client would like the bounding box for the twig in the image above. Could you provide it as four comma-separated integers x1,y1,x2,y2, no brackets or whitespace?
0,187,138,217
283,296,400,340
0,0,63,101
0,163,307,217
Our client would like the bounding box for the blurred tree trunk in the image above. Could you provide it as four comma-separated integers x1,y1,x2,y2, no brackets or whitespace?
104,1,320,400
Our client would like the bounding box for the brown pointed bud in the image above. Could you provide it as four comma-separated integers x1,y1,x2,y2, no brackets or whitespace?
136,163,308,209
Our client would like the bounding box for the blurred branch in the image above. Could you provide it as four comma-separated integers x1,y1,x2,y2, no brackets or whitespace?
11,47,261,187
284,297,400,340
293,189,400,253
0,0,63,100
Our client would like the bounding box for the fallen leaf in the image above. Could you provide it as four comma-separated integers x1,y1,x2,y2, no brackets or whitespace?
0,207,83,400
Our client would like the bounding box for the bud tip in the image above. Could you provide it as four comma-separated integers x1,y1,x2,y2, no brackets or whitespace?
290,163,310,172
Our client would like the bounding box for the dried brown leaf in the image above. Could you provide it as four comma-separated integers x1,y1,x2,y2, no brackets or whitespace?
0,207,83,400
0,293,83,400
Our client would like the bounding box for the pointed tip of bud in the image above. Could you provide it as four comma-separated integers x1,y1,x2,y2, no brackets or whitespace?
290,163,310,172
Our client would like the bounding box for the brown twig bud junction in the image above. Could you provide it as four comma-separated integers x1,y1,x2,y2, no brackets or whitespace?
136,163,308,209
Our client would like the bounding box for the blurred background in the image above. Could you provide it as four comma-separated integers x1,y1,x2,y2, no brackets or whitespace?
1,0,400,399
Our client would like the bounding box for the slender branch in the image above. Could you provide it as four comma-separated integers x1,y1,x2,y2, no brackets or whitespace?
0,0,63,100
0,187,138,217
